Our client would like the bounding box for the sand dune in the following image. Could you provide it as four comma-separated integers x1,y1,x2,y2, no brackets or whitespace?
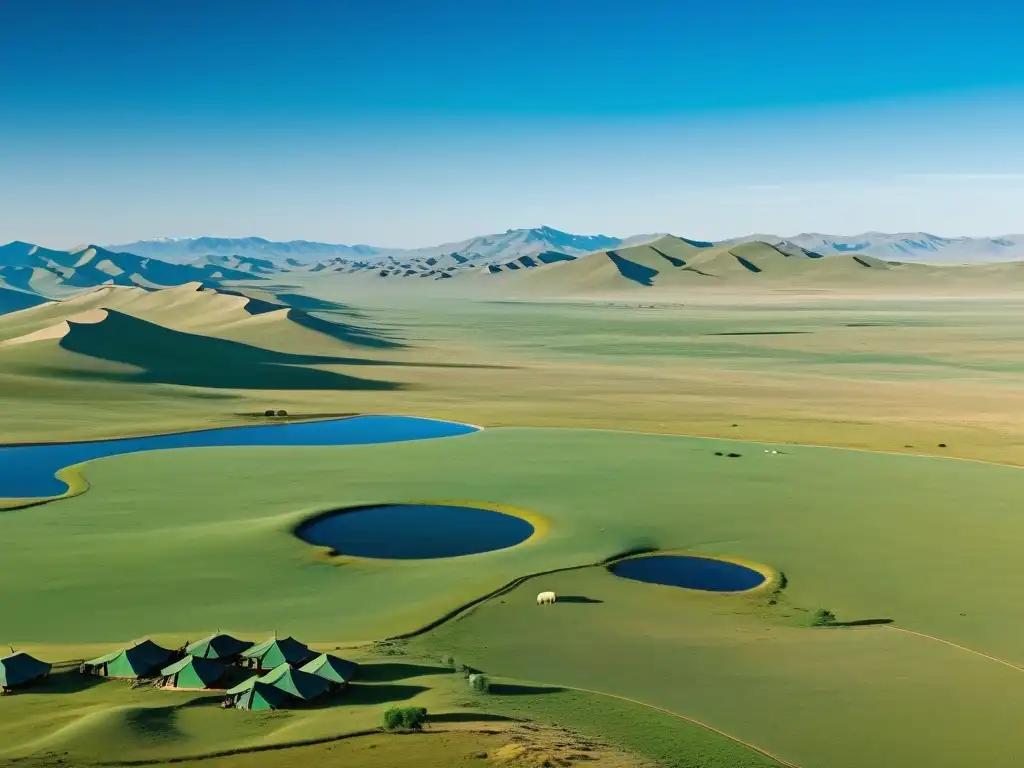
1,308,109,346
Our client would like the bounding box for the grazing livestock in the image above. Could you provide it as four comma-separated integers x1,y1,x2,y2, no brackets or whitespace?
536,591,556,605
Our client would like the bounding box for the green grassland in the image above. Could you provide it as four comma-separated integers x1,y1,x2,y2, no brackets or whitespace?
5,428,1024,766
5,278,1024,767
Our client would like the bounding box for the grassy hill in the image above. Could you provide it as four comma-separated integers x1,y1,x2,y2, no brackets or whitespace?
472,234,1023,297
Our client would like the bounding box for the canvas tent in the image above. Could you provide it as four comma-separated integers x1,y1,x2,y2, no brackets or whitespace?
160,655,225,690
185,633,253,661
84,640,175,679
225,676,291,711
258,663,330,701
240,636,313,670
0,652,52,690
300,654,358,687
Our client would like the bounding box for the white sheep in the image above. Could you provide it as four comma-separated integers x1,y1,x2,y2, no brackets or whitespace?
536,591,556,605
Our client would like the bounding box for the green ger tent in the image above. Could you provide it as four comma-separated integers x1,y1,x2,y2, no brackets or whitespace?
0,652,51,689
160,655,225,690
259,663,330,701
186,633,253,661
225,676,291,711
240,636,312,670
85,640,175,679
300,654,358,686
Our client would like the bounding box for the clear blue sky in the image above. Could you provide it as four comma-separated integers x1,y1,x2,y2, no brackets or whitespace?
1,0,1022,246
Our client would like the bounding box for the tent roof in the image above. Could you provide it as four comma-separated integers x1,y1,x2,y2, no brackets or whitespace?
235,680,290,711
87,640,173,668
300,654,358,684
226,675,260,696
259,663,330,700
160,654,224,679
186,633,253,660
241,636,311,665
0,652,51,687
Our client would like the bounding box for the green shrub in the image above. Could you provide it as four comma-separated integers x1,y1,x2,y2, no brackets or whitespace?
440,655,456,669
468,673,490,693
811,608,836,626
383,706,428,731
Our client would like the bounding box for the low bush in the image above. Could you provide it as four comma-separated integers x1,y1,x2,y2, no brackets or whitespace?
440,655,456,669
468,673,490,693
276,409,289,417
383,706,428,731
811,608,836,626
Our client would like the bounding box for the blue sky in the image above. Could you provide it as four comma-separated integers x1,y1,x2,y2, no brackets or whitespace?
1,0,1022,246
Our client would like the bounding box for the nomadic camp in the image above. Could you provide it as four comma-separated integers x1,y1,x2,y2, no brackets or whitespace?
83,640,176,679
240,636,313,670
300,653,358,688
224,677,291,711
258,662,330,701
159,655,226,690
185,633,253,661
0,652,52,692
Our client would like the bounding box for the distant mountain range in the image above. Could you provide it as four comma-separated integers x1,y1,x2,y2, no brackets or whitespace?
107,228,1024,266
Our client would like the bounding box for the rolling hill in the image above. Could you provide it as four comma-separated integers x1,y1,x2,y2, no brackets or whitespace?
474,234,1015,296
0,241,265,303
0,308,397,391
0,282,401,354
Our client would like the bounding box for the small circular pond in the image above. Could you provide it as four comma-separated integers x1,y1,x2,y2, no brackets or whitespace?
610,555,766,593
296,504,535,559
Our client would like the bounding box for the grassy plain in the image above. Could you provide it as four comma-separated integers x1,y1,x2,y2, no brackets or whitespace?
4,287,1024,469
6,427,1024,765
5,280,1024,767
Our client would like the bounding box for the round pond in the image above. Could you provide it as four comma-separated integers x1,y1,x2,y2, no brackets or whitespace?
609,554,766,592
296,504,535,559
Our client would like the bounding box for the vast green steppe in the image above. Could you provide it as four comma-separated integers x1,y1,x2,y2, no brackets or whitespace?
4,275,1024,768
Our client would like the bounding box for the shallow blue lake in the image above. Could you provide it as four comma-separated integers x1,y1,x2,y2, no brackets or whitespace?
0,416,478,499
610,554,766,592
297,504,535,559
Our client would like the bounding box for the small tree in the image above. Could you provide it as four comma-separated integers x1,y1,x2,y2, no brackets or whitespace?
811,608,837,626
264,409,276,417
383,706,428,731
468,673,490,693
276,409,289,417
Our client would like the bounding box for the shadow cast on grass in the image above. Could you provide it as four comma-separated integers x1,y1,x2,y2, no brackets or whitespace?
488,683,565,696
51,310,401,391
556,596,604,604
428,712,517,724
334,683,430,707
357,663,454,683
17,669,107,695
826,618,894,628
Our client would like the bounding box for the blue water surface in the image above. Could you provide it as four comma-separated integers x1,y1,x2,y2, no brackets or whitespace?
297,504,534,559
0,416,478,499
610,554,765,592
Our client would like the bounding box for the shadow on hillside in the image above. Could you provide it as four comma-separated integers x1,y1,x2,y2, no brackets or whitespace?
608,252,658,287
54,310,401,391
733,255,762,273
289,310,405,350
556,596,604,604
826,618,894,628
649,246,686,267
275,293,365,316
488,684,565,696
358,662,454,683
